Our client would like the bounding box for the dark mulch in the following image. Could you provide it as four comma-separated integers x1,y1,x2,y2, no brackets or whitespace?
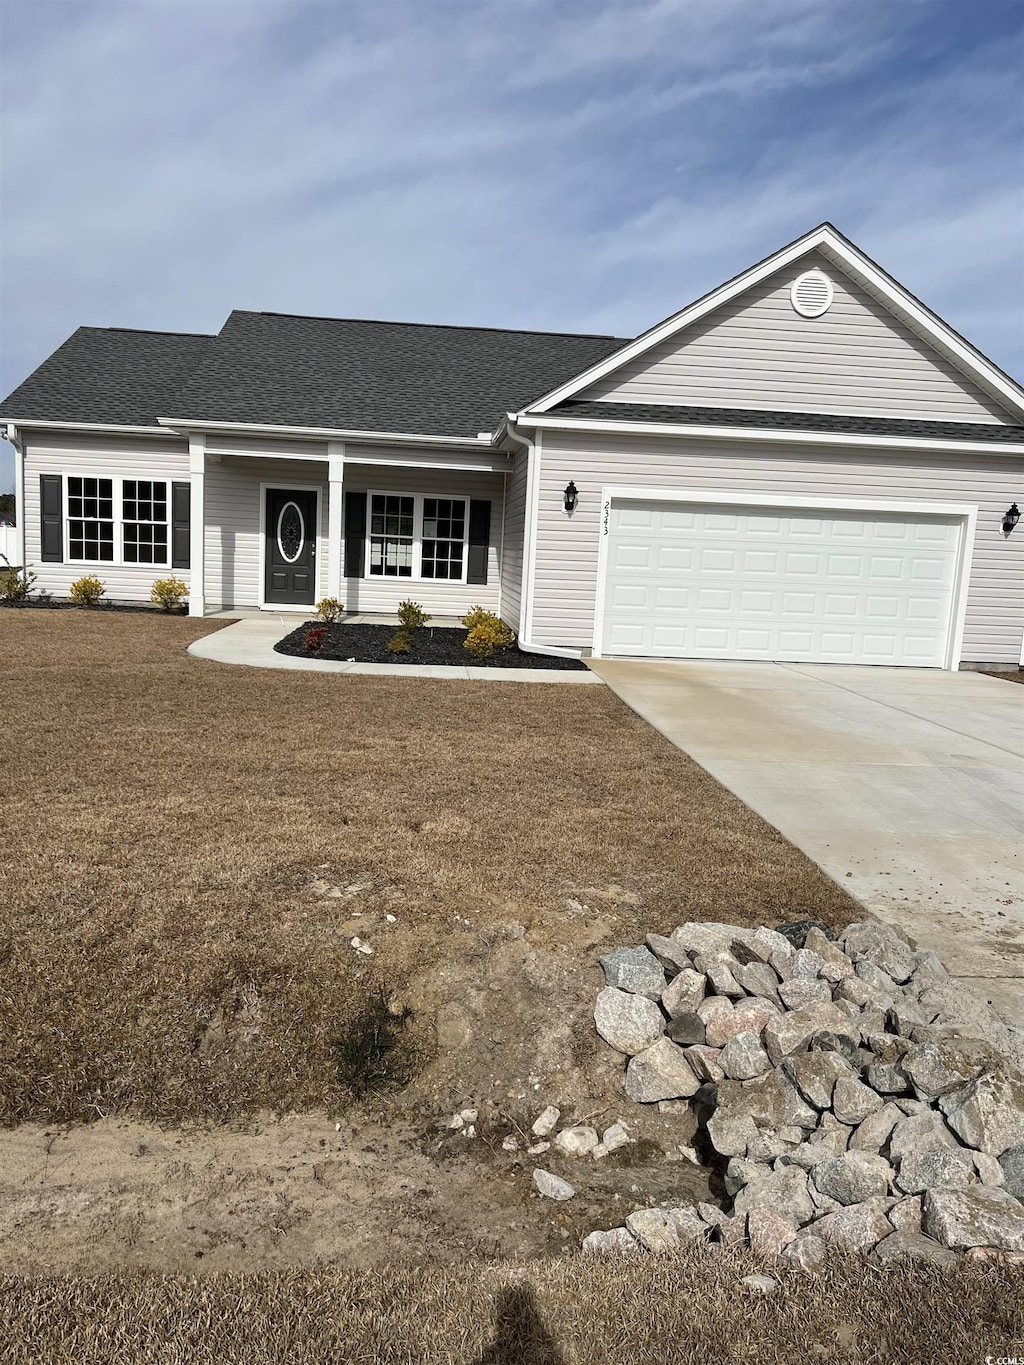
0,599,186,615
274,621,589,670
982,668,1024,685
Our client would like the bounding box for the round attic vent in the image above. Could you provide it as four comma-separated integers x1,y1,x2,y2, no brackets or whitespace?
790,269,834,318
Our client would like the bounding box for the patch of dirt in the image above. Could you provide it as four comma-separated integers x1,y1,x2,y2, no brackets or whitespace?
0,1108,712,1275
0,902,718,1276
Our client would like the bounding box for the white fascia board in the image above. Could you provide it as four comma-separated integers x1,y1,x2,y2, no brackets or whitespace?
3,418,174,437
346,452,510,473
515,413,1024,457
523,224,1024,418
157,416,487,450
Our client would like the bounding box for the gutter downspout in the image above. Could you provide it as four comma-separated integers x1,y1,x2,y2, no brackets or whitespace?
503,415,583,661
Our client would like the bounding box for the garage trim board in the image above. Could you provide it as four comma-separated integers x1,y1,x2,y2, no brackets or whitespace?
593,488,977,669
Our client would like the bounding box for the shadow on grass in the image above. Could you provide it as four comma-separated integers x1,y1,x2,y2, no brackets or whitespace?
473,1285,565,1365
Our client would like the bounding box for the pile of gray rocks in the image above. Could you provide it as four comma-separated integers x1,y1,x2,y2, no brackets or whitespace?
587,918,1024,1266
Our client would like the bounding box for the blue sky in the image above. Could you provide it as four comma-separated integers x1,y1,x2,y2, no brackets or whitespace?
2,0,1022,489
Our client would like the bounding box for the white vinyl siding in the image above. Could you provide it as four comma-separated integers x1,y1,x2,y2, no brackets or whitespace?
21,430,189,600
531,429,1024,666
582,251,1015,424
345,464,501,616
499,449,528,631
203,456,329,607
203,453,503,615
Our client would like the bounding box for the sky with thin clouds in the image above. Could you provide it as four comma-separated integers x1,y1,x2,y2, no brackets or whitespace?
1,0,1022,489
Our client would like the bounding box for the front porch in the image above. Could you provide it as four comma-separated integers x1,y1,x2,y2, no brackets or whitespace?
186,434,512,621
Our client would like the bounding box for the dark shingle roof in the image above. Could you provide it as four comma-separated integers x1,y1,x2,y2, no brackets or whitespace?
0,313,627,436
170,311,628,436
0,327,216,427
555,401,1024,444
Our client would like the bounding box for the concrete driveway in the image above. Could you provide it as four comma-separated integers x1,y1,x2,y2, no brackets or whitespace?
590,658,1024,1026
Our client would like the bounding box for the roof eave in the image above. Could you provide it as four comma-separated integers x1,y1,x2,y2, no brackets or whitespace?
156,416,494,450
0,417,174,437
515,411,1024,456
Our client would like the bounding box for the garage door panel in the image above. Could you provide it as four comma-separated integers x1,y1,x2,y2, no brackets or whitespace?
602,500,960,667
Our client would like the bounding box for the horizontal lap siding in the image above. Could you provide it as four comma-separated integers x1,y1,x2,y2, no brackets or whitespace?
342,465,503,617
22,431,190,600
204,456,329,607
499,451,527,630
532,430,1024,664
583,251,1013,424
204,455,504,615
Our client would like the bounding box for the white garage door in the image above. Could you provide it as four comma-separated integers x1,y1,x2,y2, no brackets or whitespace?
601,500,962,666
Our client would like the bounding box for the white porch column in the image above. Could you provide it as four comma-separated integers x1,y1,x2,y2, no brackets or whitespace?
8,425,26,568
188,433,206,617
327,439,345,601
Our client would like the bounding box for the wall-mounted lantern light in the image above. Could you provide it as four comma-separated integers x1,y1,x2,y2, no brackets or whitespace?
1003,503,1021,534
563,480,579,514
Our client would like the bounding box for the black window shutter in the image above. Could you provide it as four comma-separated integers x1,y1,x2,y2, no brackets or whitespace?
467,499,491,585
344,491,367,577
171,481,191,569
39,475,62,562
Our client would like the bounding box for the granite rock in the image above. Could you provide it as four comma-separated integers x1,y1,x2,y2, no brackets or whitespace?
594,987,665,1055
625,1038,700,1103
600,945,666,999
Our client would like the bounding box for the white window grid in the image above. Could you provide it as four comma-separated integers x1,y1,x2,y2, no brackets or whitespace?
63,473,171,567
366,491,468,582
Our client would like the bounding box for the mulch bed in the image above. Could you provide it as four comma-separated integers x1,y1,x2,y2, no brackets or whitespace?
274,621,588,670
0,600,185,615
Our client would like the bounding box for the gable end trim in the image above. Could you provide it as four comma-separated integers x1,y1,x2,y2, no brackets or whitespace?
520,225,1024,419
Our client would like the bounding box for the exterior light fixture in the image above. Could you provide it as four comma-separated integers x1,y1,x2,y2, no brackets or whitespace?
1003,503,1021,534
563,481,579,513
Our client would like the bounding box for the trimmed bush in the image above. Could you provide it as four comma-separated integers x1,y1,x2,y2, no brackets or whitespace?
387,628,412,654
315,597,344,623
69,575,105,607
460,605,495,632
462,608,515,659
150,576,188,612
397,600,430,630
0,556,36,605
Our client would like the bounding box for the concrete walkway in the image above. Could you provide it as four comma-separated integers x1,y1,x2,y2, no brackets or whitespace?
591,658,1024,1025
187,615,601,683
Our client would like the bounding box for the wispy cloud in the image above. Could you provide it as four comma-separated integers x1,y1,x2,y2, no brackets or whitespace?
1,0,1021,487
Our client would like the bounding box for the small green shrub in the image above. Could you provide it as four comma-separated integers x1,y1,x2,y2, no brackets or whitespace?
315,597,345,623
387,628,412,654
69,575,105,607
397,600,430,631
460,605,494,632
463,610,515,659
332,992,412,1098
150,576,188,612
0,555,36,605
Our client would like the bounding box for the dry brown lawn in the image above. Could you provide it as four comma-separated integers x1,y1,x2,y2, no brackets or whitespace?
3,1253,1021,1364
0,610,858,1126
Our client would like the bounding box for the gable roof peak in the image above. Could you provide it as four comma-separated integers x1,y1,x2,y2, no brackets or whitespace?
520,222,1024,418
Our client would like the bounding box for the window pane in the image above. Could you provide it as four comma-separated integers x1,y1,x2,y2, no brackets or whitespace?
124,519,168,565
368,494,415,577
124,479,166,523
69,519,114,561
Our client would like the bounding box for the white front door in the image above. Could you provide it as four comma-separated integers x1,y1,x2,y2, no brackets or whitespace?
601,499,963,667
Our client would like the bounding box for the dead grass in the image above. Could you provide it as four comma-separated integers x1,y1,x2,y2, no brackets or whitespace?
1,1252,1021,1364
0,611,858,1125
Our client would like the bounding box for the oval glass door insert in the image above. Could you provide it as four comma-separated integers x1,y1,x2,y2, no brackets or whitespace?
277,501,305,563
